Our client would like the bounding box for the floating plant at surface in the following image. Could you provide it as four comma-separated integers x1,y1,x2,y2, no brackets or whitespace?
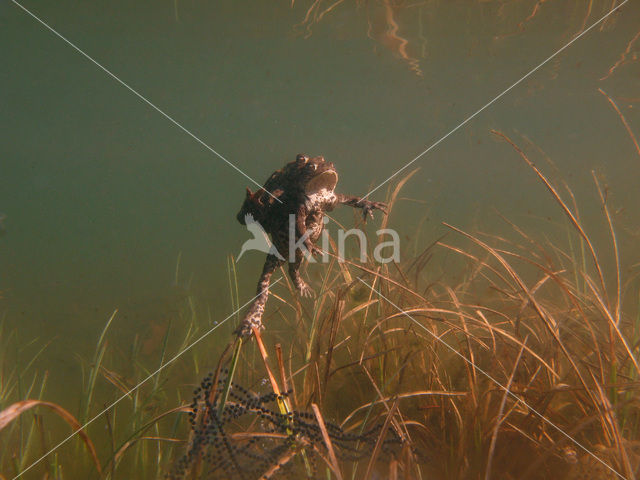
167,371,403,479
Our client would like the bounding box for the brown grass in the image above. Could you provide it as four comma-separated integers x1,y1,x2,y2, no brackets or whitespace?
201,132,638,479
2,137,639,479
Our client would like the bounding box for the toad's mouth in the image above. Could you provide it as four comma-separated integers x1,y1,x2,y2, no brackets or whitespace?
305,170,338,195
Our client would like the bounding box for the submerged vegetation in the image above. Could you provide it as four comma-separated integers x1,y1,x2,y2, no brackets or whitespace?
1,129,640,479
168,369,402,479
2,0,639,478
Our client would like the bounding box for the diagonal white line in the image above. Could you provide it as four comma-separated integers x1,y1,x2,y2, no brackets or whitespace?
10,0,282,203
358,277,626,480
363,0,631,200
11,277,283,480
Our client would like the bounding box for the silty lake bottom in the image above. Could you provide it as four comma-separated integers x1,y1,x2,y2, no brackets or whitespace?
1,0,640,478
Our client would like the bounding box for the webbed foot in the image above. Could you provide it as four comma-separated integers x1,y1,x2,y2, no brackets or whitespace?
297,281,315,298
358,200,388,222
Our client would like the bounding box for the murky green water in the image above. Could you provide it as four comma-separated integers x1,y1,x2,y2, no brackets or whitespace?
1,0,639,470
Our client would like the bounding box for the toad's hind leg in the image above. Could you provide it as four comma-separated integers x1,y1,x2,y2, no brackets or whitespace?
289,248,314,298
235,254,283,338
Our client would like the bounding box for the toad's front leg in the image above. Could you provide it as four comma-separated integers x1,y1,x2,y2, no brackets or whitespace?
335,194,388,222
274,226,315,298
295,204,318,256
288,248,314,297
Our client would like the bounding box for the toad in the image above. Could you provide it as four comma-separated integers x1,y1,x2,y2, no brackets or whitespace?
235,154,387,337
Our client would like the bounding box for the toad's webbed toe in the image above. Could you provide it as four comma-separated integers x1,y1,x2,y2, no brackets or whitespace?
297,281,315,298
359,200,388,221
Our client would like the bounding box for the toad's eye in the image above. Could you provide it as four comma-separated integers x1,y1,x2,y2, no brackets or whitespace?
311,163,317,170
296,154,309,164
